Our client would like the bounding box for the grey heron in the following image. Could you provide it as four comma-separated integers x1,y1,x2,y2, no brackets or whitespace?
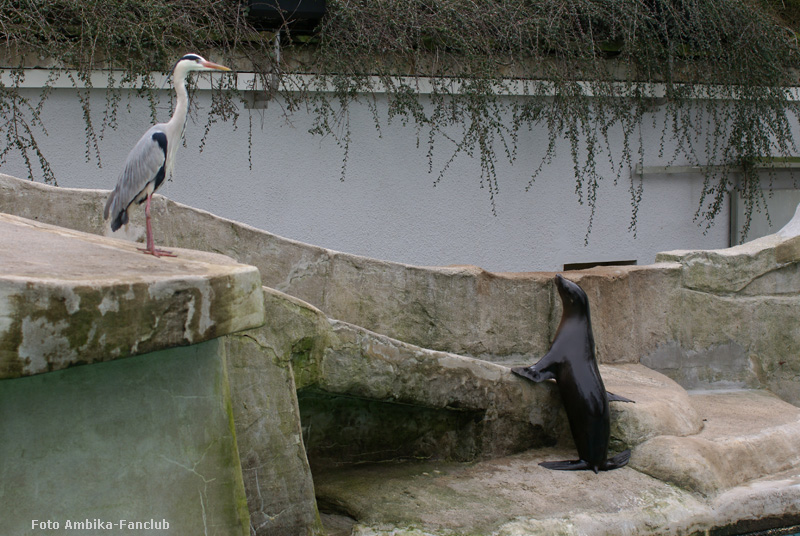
104,54,231,257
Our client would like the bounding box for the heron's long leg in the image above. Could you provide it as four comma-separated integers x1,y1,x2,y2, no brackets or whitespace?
138,193,175,258
144,194,155,252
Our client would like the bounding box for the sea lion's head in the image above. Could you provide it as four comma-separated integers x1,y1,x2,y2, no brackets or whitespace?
555,274,589,315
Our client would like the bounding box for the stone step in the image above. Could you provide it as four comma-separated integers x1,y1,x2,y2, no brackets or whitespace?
603,364,703,448
313,388,800,534
308,311,703,463
630,389,800,496
314,450,800,535
0,212,265,378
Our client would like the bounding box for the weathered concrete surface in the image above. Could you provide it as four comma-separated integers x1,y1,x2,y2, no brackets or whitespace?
312,388,800,535
656,232,800,294
246,287,561,466
0,174,557,359
0,211,278,535
315,321,563,462
650,222,800,404
225,289,327,536
4,174,800,535
0,212,265,379
0,173,647,363
314,327,704,460
640,286,800,403
313,451,800,536
550,265,683,364
315,451,685,535
641,342,761,391
631,390,800,496
604,364,702,449
248,273,795,535
2,173,799,410
0,340,250,536
248,286,701,469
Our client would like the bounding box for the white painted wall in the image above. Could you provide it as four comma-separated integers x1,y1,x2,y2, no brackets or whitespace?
3,84,734,272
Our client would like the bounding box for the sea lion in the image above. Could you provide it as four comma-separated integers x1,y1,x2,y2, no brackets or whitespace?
511,274,632,473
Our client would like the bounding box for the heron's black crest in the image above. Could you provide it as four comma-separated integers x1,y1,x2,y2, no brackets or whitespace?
172,54,203,74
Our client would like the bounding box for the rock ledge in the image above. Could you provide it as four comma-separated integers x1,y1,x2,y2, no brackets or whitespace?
0,212,265,378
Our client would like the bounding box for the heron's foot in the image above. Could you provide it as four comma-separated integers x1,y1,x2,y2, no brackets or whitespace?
138,247,176,258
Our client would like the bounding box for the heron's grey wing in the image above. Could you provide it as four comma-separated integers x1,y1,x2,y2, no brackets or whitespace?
104,128,168,229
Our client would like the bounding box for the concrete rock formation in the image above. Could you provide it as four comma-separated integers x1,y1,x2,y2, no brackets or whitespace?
0,214,265,536
0,213,264,378
1,173,799,535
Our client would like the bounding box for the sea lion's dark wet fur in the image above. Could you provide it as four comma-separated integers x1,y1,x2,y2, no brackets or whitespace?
511,274,632,473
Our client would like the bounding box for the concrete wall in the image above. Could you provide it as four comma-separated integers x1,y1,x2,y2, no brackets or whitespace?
248,287,700,469
0,339,251,536
224,292,326,535
647,234,800,405
0,83,736,272
2,173,799,534
2,173,798,408
0,213,324,536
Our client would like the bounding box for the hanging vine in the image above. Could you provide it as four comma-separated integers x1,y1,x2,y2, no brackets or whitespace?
1,0,799,237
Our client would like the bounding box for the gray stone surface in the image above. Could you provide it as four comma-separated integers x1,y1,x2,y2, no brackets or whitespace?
552,265,682,364
641,282,800,405
631,390,800,496
0,340,250,536
0,210,275,534
603,364,702,448
225,289,327,536
243,287,702,467
1,173,798,410
0,212,265,379
314,451,800,536
313,388,800,535
648,228,800,404
314,327,705,459
4,173,800,535
641,342,760,390
317,319,563,460
314,450,680,535
0,173,628,362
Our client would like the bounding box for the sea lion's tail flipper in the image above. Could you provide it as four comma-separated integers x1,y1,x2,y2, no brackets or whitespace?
539,459,592,471
607,391,635,403
601,450,631,471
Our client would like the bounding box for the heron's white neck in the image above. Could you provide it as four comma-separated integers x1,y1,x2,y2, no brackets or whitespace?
168,74,190,134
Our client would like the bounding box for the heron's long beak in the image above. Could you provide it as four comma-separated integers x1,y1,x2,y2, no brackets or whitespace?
201,60,232,72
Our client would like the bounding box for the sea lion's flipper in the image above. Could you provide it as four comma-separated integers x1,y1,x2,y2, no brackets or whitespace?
539,459,592,471
511,345,563,383
511,366,555,383
540,450,631,473
607,391,635,403
600,450,631,471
